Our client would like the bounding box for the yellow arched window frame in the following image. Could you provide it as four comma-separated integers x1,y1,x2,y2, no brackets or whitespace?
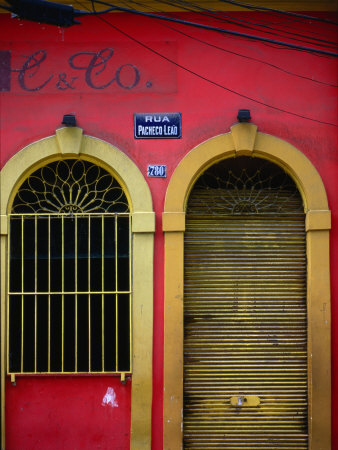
0,127,154,449
162,123,331,449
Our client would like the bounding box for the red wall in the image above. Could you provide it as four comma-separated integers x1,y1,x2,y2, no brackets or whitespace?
6,377,131,449
1,10,337,449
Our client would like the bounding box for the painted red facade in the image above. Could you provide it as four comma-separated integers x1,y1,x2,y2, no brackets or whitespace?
0,7,337,449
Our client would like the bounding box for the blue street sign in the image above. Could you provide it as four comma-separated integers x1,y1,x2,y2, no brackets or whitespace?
134,113,182,139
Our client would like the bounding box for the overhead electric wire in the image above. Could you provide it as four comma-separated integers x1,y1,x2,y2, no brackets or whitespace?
166,23,338,86
120,0,338,36
77,6,117,14
159,0,338,48
217,0,338,25
163,0,337,46
90,1,338,57
119,0,337,86
95,0,338,51
250,16,338,41
78,0,338,127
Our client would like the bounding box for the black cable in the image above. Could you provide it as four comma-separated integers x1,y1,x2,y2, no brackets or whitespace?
116,0,337,55
121,0,338,36
217,0,338,25
121,0,338,62
78,1,337,127
167,23,338,87
91,0,97,13
252,17,338,40
119,0,337,86
90,1,338,57
171,0,338,49
159,0,338,48
86,0,338,53
76,6,117,15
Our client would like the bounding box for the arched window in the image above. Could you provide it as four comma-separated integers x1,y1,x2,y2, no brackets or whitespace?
8,159,131,374
1,128,155,449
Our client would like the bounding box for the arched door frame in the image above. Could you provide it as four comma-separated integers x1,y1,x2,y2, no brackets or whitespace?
162,123,331,449
0,127,155,450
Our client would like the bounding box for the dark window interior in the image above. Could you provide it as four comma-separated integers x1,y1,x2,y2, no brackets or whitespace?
8,159,131,374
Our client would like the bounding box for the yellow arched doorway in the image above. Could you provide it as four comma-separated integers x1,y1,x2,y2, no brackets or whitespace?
162,123,331,449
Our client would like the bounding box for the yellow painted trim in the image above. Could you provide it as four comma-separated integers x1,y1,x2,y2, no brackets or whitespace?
163,231,184,449
0,128,153,215
0,236,6,450
0,216,8,236
164,133,236,214
162,212,186,232
252,132,329,211
131,232,154,449
1,0,335,12
0,128,154,450
306,210,331,231
307,229,331,450
132,212,156,233
163,122,331,449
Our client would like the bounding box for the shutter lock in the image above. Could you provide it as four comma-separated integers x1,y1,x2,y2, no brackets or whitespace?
230,395,260,407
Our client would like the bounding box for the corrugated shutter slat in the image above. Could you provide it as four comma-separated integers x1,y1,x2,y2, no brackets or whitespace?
184,213,307,449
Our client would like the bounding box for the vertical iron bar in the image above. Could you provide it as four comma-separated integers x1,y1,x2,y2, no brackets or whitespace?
21,216,24,373
88,216,91,372
21,216,24,295
6,218,11,373
48,216,51,373
75,215,78,373
102,216,104,372
129,214,132,371
115,215,118,371
62,216,64,372
34,216,37,373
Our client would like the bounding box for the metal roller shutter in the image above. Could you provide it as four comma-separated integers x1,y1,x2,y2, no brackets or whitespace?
184,180,307,448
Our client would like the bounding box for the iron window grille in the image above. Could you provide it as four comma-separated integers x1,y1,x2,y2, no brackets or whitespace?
8,159,132,374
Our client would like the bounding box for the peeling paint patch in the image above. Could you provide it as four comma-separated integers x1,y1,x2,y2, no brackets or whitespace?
102,387,118,408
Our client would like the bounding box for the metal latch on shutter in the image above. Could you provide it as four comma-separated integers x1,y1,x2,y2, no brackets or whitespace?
230,395,260,407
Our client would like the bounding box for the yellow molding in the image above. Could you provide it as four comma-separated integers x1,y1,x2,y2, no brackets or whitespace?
0,236,6,450
164,124,329,215
252,131,329,211
130,232,154,449
306,210,331,231
56,127,83,155
163,231,184,449
307,229,331,449
0,131,154,450
162,212,186,232
0,129,153,215
163,123,331,449
0,216,7,235
164,133,236,213
132,212,156,233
